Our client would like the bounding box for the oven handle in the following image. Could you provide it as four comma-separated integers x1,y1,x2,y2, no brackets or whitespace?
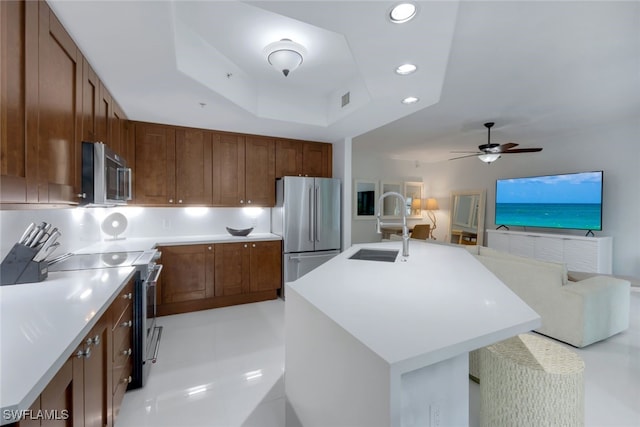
146,264,163,284
150,326,163,363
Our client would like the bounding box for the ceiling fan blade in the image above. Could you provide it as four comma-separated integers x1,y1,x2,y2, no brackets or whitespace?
499,142,519,151
448,153,482,161
502,148,543,153
449,150,482,154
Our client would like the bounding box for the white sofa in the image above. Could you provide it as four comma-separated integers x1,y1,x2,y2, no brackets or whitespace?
467,246,630,348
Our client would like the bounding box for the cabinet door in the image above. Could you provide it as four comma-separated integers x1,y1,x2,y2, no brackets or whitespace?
82,312,111,427
81,57,99,142
249,241,282,292
215,133,245,206
37,1,83,203
302,142,332,178
245,136,275,206
134,122,176,205
160,245,214,303
0,0,36,203
96,81,111,144
110,101,125,156
275,139,303,178
175,129,212,205
214,243,250,296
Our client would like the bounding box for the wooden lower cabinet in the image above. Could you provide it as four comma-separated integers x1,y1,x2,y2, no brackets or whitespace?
15,278,135,427
157,240,282,316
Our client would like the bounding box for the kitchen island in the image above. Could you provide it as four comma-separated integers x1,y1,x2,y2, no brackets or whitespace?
285,240,541,427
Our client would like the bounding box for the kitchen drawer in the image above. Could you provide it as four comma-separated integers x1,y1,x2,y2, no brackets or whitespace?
111,279,134,326
112,306,133,358
112,357,132,403
113,330,132,367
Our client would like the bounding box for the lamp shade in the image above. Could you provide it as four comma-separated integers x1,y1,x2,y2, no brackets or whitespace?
265,39,306,77
425,198,439,210
411,198,422,210
478,153,501,163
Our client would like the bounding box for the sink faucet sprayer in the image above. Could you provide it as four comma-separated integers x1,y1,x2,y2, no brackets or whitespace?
376,192,409,257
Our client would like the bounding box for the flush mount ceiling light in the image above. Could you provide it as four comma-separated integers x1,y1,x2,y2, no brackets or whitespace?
395,63,417,75
389,3,417,23
265,39,306,77
401,96,419,104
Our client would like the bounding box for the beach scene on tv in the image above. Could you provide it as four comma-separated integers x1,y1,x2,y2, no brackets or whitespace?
495,171,603,230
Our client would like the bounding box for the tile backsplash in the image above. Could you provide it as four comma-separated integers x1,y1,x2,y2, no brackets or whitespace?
0,206,271,258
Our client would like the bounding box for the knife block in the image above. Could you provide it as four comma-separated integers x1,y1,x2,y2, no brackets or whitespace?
0,243,48,286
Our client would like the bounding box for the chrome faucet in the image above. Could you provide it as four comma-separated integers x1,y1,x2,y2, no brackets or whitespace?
376,191,409,257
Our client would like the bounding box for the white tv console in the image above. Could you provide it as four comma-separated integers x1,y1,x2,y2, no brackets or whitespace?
486,229,612,274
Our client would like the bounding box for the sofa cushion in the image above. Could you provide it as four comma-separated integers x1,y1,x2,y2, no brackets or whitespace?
478,246,568,285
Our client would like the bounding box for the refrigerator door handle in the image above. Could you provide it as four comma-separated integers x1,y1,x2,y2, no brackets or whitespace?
314,185,320,242
289,253,338,261
308,186,314,242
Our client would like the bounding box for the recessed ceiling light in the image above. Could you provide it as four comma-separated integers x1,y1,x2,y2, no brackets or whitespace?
402,96,419,104
389,3,417,23
396,64,417,75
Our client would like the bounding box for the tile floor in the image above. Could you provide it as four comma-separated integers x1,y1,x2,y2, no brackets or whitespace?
117,289,640,427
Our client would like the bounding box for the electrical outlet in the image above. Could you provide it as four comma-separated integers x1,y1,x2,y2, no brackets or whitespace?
162,219,171,230
430,404,441,427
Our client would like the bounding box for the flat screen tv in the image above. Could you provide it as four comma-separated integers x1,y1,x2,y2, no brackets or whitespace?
495,171,603,231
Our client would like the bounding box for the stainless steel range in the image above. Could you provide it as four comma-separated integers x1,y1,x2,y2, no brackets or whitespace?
49,249,162,389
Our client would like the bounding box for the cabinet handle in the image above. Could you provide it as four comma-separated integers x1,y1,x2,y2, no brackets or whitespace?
244,244,248,248
169,199,174,203
240,200,244,204
122,292,132,300
121,320,132,328
76,347,91,359
85,334,100,347
252,243,256,248
208,246,212,250
247,200,252,204
122,348,132,356
122,376,132,384
178,199,183,204
76,193,87,199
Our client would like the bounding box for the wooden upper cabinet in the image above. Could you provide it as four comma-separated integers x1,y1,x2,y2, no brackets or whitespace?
249,240,282,292
175,128,213,205
96,81,111,144
275,139,332,178
81,57,99,143
110,101,125,156
0,0,34,203
215,133,245,206
302,141,332,178
134,122,176,205
275,139,303,178
245,136,275,206
36,1,82,204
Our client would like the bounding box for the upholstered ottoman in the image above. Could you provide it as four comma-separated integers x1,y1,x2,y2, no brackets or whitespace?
479,334,585,427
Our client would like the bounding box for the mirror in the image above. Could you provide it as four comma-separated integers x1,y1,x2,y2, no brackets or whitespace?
353,179,378,219
449,190,486,246
403,182,423,218
380,181,403,218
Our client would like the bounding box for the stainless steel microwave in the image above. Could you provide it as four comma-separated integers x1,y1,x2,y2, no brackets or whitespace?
81,142,132,206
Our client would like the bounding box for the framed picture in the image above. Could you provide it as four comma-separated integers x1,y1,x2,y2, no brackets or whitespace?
353,179,378,219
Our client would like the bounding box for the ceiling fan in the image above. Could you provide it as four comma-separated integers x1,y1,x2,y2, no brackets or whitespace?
449,122,542,163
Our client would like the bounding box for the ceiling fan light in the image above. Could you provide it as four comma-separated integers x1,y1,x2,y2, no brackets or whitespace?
390,3,417,23
265,39,306,77
478,153,501,163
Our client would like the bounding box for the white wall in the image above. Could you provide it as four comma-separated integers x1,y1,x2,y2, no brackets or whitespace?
0,206,271,258
353,116,640,278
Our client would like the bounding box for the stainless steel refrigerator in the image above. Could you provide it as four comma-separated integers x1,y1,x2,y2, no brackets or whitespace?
272,177,341,292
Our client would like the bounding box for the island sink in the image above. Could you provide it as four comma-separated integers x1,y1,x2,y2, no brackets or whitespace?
349,248,398,262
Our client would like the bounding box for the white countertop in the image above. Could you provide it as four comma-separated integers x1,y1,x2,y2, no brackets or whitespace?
0,232,281,422
0,267,136,422
286,241,541,373
75,233,282,254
